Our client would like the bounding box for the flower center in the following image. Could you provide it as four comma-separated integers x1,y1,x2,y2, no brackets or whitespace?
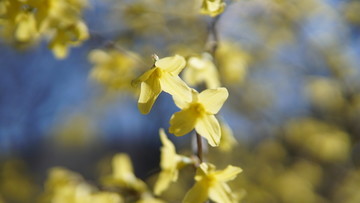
189,103,206,116
153,67,163,78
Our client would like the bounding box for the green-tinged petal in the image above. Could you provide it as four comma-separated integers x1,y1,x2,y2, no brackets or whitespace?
155,55,186,75
132,68,156,87
214,165,242,182
208,182,234,203
183,180,210,203
138,74,161,114
154,170,175,195
195,115,221,147
160,73,192,102
169,109,197,136
198,88,228,114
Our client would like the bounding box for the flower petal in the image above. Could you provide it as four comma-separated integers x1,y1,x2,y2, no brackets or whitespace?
208,182,234,203
169,108,197,136
159,129,176,169
138,74,161,114
154,170,174,195
198,88,228,114
160,73,192,102
183,180,209,203
214,165,242,182
155,55,186,75
195,115,221,147
132,68,156,87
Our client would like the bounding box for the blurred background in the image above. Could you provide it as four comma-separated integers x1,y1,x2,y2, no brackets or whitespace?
1,0,360,202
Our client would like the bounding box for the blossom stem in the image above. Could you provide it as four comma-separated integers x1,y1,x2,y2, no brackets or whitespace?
196,131,203,163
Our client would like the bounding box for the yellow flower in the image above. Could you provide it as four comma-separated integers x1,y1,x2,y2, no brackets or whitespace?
15,11,38,42
183,53,220,89
91,192,123,203
89,49,138,90
154,129,194,195
201,0,226,17
169,88,228,147
218,120,238,152
183,163,242,203
102,153,147,193
41,167,95,203
49,21,89,59
135,55,192,114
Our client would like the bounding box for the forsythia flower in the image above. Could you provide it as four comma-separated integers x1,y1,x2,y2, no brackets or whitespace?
41,167,123,203
89,49,138,90
201,0,226,17
218,120,238,152
0,0,88,59
169,88,228,147
183,163,242,203
103,153,147,193
183,53,220,89
134,55,192,114
216,42,250,85
154,129,194,195
49,21,89,59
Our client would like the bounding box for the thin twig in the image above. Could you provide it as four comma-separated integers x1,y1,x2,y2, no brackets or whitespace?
196,132,203,163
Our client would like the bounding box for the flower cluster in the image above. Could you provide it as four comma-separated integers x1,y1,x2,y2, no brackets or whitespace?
0,0,88,59
132,54,242,202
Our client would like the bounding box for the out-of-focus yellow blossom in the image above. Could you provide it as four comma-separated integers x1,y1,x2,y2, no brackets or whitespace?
41,167,124,203
136,193,166,203
305,77,345,112
285,118,350,162
15,11,38,42
218,120,237,152
216,42,250,85
154,129,194,195
274,171,324,203
183,53,220,89
200,0,226,17
0,0,88,59
134,55,192,114
41,167,94,203
170,88,228,147
91,192,123,203
89,49,138,90
183,162,242,203
103,153,147,193
49,21,89,59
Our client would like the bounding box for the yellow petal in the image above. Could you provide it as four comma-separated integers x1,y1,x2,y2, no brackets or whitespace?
219,121,237,152
204,65,220,89
154,170,175,196
195,115,221,147
208,182,234,203
91,192,123,203
159,129,176,169
183,180,209,203
138,74,161,114
113,154,134,179
169,108,197,136
214,165,242,182
155,55,186,75
132,68,156,87
160,73,191,102
198,88,228,114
